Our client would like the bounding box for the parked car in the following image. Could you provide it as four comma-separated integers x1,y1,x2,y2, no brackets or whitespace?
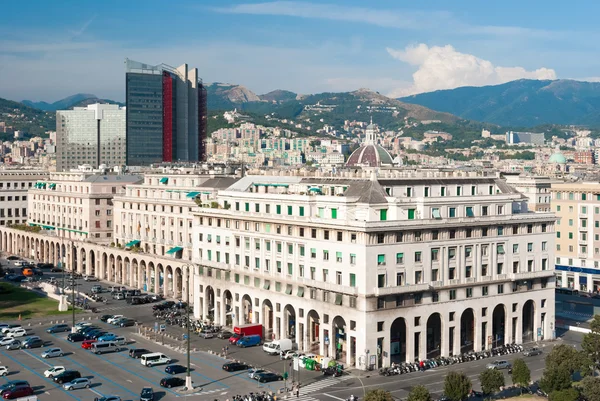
63,377,91,391
99,315,114,323
0,338,14,346
53,370,81,384
47,324,70,333
165,364,187,374
67,333,85,342
112,293,125,300
1,384,33,399
44,366,66,378
81,340,97,350
199,331,215,339
36,263,53,269
22,338,44,349
523,347,543,357
217,331,233,339
6,328,27,338
5,340,21,350
0,367,7,376
129,348,150,358
257,372,283,383
248,368,266,379
106,315,124,324
7,256,20,261
0,325,21,334
280,351,302,360
41,347,64,358
13,261,26,267
118,318,136,327
75,322,93,329
94,397,121,401
140,387,155,401
91,285,103,293
222,362,249,372
486,360,512,370
97,334,117,342
160,377,185,388
84,275,98,281
51,267,63,272
0,381,29,395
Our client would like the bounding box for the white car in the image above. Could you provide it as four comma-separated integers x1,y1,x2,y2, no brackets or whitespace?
75,322,92,329
0,366,8,376
0,337,16,346
6,328,27,338
84,275,98,282
13,261,26,267
44,366,66,378
280,350,302,360
107,315,124,324
0,326,21,334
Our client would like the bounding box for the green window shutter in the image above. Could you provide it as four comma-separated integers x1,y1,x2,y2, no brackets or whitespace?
287,205,293,215
299,206,305,217
266,224,271,233
199,266,204,275
318,208,324,218
288,245,293,254
350,273,356,287
276,205,281,215
300,246,305,256
235,202,240,211
245,203,250,212
408,209,415,220
235,273,240,283
275,282,281,292
244,275,250,285
288,263,293,275
207,250,212,261
254,278,260,288
380,209,387,221
377,254,386,265
332,208,338,219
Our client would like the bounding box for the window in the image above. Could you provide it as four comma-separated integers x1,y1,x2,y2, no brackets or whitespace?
497,263,504,274
542,241,547,251
431,249,439,261
432,208,441,219
299,206,305,217
465,247,472,258
415,252,422,262
497,284,504,294
414,271,422,283
287,206,293,215
482,264,488,276
466,266,472,278
323,250,329,260
448,248,456,259
466,288,473,298
424,187,430,197
377,233,385,244
527,243,533,252
449,207,456,218
379,209,387,221
513,244,519,253
377,322,384,332
482,286,488,296
377,254,386,266
498,226,504,235
336,252,342,263
497,244,505,254
288,244,294,255
276,205,281,214
408,209,415,220
396,272,404,286
350,273,356,287
350,254,356,264
449,267,456,280
449,289,457,300
377,274,385,288
466,207,474,217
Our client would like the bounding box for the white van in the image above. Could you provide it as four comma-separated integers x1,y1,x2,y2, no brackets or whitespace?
263,339,293,355
140,352,171,367
91,342,120,355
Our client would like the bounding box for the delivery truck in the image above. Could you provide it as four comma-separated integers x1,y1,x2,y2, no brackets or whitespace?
233,323,263,339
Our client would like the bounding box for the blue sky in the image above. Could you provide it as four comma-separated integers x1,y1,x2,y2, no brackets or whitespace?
2,0,600,102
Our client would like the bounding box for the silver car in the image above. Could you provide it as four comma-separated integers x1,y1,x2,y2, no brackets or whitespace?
486,360,511,370
63,377,91,390
523,347,543,357
41,348,64,358
5,340,21,350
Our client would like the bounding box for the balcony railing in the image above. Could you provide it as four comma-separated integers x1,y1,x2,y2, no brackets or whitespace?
509,270,554,281
373,283,430,296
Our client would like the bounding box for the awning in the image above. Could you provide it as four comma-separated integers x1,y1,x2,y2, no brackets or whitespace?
186,192,200,198
285,284,293,295
297,287,305,297
49,183,56,189
263,281,271,290
580,276,588,285
335,293,343,305
166,246,183,254
432,209,441,219
308,187,321,192
125,240,141,247
159,177,168,184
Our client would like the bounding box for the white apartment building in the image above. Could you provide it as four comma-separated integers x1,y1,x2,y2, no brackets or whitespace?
0,170,48,226
192,171,555,370
113,173,238,260
56,103,126,172
28,172,141,242
504,174,553,212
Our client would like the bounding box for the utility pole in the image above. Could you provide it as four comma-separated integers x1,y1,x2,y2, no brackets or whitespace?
184,263,193,390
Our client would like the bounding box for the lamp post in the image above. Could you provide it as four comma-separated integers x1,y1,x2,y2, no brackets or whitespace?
71,263,76,333
183,263,193,390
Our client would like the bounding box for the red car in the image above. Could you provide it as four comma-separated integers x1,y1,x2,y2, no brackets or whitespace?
3,385,33,399
81,340,96,349
228,334,242,344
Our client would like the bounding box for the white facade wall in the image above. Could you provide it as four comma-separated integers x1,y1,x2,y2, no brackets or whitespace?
0,171,48,227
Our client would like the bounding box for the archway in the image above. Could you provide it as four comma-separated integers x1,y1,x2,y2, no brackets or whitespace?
241,294,253,324
89,250,96,276
139,260,147,291
156,263,164,296
101,253,108,280
123,257,130,285
131,259,138,288
492,304,506,348
205,286,215,321
460,308,475,354
390,317,407,363
174,267,183,299
223,290,233,326
147,262,155,292
165,266,173,297
283,304,296,341
306,310,320,354
79,248,86,274
427,313,442,358
116,256,123,283
332,315,347,362
262,299,274,341
522,300,535,342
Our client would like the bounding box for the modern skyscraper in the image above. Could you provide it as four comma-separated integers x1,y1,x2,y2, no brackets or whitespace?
125,58,208,166
56,103,126,172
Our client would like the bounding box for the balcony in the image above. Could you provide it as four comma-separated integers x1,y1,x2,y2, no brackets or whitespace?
373,283,431,296
430,280,443,287
510,270,554,281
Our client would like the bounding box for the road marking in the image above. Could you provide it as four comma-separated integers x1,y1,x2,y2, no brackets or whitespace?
126,379,133,383
21,349,52,367
89,388,104,397
323,393,346,401
45,392,50,395
221,392,228,395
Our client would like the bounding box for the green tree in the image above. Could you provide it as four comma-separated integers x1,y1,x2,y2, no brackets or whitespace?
479,369,504,395
407,385,433,401
580,376,600,401
549,388,580,401
364,389,394,401
544,344,591,377
511,358,531,387
444,371,472,401
540,365,572,394
582,315,600,367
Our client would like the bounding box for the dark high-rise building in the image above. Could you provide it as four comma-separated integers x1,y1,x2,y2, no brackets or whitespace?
125,58,208,166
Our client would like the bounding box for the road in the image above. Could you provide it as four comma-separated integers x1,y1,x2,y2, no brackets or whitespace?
0,254,586,401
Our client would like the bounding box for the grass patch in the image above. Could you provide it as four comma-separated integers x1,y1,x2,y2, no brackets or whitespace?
0,282,74,320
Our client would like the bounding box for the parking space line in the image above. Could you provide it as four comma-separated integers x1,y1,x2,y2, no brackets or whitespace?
0,349,82,401
89,388,104,397
20,349,52,367
63,355,138,397
190,353,276,391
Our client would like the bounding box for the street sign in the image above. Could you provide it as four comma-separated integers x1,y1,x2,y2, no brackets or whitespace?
160,324,166,332
183,334,188,340
537,327,542,337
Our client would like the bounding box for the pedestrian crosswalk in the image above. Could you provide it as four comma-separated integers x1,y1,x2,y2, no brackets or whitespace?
283,375,352,401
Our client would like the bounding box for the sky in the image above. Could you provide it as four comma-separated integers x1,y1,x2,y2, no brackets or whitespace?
2,0,600,103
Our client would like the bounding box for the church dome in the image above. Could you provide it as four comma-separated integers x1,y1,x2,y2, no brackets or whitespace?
346,144,394,167
549,152,567,164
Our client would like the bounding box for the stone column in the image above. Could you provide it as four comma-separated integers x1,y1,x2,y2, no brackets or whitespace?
406,325,415,363
452,324,460,356
319,324,326,356
474,310,481,352
419,329,427,361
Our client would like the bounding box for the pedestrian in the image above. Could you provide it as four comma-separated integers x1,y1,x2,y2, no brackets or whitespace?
419,360,425,371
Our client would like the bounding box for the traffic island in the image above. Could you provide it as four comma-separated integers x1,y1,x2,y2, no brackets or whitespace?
176,385,203,395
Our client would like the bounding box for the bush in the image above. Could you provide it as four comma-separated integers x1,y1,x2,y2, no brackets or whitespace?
580,376,600,401
540,365,572,394
444,371,472,401
407,385,433,401
364,389,393,401
511,359,531,387
549,388,580,401
479,369,504,395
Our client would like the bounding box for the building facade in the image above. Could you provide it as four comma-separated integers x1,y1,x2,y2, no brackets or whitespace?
192,172,555,369
28,172,141,243
125,58,208,166
552,181,600,292
504,175,553,212
0,170,48,226
506,131,545,146
56,104,126,172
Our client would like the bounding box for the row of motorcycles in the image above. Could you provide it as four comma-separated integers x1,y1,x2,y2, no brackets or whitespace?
230,391,276,401
379,343,525,376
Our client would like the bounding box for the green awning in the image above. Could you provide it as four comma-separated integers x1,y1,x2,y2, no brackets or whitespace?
42,225,55,230
285,284,293,295
125,240,141,247
308,187,321,192
49,183,56,189
159,177,168,184
297,287,305,297
186,192,200,198
166,246,183,254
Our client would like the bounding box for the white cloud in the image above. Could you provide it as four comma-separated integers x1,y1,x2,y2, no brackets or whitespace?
387,44,557,97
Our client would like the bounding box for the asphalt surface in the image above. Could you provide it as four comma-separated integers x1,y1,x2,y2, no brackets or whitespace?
0,255,588,401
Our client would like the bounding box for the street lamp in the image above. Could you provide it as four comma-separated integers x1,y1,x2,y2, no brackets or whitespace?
183,263,194,390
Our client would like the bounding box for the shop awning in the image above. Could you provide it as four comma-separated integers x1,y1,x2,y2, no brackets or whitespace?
308,187,321,192
125,240,141,247
159,177,168,184
166,246,183,254
580,276,588,285
297,287,305,297
186,192,200,198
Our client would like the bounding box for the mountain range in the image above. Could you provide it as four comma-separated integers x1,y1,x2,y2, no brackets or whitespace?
22,94,124,111
399,79,600,127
